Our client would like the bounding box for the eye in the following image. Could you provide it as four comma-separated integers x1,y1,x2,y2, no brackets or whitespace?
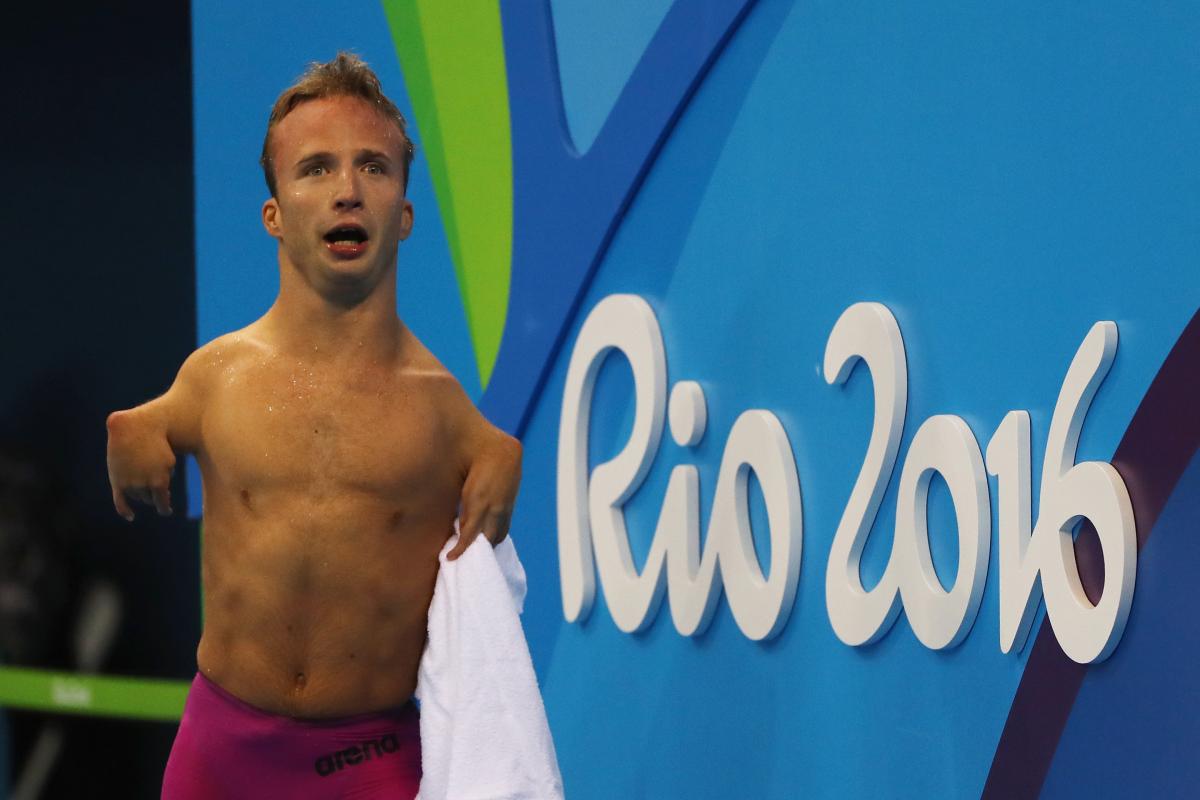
304,164,327,177
363,162,385,175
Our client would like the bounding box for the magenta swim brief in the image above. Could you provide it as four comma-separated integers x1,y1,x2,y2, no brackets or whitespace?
161,672,421,799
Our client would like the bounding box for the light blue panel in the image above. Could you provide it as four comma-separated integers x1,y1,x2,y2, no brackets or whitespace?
511,0,1199,797
548,0,674,154
188,0,1200,796
190,0,478,514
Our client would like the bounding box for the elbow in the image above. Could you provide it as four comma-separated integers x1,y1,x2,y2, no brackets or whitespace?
505,434,523,479
485,430,522,473
503,432,522,463
106,405,166,443
106,409,129,435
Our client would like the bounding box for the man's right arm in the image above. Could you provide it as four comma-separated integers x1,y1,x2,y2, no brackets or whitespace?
106,346,212,521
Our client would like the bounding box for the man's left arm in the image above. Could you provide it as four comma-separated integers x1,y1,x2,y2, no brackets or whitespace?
444,384,523,561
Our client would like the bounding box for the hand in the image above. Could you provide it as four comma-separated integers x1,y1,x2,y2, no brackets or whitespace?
106,408,176,521
447,433,522,560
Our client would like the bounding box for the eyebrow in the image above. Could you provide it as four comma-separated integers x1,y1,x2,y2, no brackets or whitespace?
294,151,333,170
355,150,393,165
293,150,393,170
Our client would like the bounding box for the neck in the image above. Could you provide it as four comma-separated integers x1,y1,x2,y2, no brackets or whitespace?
263,253,406,366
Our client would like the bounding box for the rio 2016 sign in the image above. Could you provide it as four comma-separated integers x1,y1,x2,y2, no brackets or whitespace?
557,294,1137,664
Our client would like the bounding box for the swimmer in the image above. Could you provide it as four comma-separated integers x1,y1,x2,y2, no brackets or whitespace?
105,53,522,799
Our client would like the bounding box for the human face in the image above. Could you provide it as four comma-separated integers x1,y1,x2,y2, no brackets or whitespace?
261,95,414,298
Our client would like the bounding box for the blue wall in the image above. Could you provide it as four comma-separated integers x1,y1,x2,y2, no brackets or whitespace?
194,2,1200,796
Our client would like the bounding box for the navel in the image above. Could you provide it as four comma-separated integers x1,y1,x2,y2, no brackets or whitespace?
294,672,307,690
239,489,252,509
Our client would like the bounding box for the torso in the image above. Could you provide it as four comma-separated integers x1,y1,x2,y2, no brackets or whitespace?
191,327,464,718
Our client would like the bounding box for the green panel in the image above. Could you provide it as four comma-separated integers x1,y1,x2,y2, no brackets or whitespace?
0,667,188,722
383,0,464,313
382,0,513,388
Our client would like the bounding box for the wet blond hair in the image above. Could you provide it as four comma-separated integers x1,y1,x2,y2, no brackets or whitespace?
260,52,415,196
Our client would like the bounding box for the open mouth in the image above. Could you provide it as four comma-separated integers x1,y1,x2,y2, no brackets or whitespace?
323,225,369,258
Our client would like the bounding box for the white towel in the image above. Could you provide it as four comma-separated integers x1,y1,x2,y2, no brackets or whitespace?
415,528,564,800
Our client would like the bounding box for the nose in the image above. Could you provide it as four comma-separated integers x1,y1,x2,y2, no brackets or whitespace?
331,169,363,211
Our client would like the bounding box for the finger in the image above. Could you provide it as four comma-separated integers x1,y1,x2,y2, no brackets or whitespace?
113,488,134,522
480,513,508,546
458,509,480,545
480,516,498,545
446,530,476,561
153,485,173,516
491,512,511,545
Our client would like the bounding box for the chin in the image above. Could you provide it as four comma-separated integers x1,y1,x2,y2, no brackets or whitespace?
321,257,386,288
321,251,372,273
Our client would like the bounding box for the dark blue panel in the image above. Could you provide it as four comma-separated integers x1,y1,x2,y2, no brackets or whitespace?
483,0,758,433
1041,449,1200,798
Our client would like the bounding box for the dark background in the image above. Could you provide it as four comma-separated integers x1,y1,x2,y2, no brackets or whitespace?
3,0,200,795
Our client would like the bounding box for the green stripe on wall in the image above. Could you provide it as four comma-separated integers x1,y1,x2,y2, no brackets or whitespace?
382,0,513,388
0,667,188,722
383,0,464,318
0,526,201,721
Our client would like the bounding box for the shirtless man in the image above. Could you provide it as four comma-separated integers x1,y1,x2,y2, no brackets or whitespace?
105,54,521,798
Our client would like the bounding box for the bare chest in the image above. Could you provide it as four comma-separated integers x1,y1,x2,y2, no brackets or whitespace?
200,359,458,499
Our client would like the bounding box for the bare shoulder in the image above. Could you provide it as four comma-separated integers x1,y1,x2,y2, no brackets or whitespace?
398,330,472,409
396,331,488,452
153,326,271,452
181,325,272,384
396,330,521,467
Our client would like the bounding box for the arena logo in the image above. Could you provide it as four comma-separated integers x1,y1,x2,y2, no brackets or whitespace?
313,734,400,777
557,294,1137,664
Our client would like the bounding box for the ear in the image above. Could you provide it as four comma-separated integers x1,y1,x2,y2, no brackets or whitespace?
262,197,282,239
398,198,415,242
